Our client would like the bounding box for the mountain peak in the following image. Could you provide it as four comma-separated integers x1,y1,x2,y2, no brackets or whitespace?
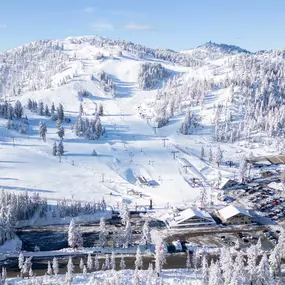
199,41,251,54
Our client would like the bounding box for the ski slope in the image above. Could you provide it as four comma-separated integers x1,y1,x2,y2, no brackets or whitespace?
0,37,279,209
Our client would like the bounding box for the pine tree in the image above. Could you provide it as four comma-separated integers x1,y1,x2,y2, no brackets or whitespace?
68,219,83,249
200,146,205,160
186,250,191,271
52,257,59,276
47,260,52,275
132,269,140,285
99,103,103,116
215,146,223,167
87,253,93,271
104,254,110,270
27,99,33,110
28,267,33,278
45,104,50,117
83,265,87,275
124,220,133,248
92,149,97,156
120,255,126,270
79,258,84,271
231,251,246,284
18,252,24,272
201,255,208,285
111,251,116,271
39,121,47,142
208,260,223,285
66,257,74,284
1,267,7,281
209,147,213,164
141,221,152,247
51,102,55,115
38,101,44,116
155,236,166,276
52,142,57,156
79,103,84,116
94,255,99,271
239,157,248,183
257,253,270,285
269,245,281,279
135,247,143,270
99,217,107,247
57,140,64,156
57,126,65,139
14,100,23,119
57,103,64,121
247,244,258,284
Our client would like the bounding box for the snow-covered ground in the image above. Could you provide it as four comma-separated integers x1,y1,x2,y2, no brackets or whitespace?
0,36,282,212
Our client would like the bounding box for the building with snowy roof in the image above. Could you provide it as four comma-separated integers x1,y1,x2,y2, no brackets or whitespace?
216,205,253,225
165,208,216,229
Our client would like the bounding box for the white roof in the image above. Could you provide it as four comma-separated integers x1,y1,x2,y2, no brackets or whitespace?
173,208,213,224
218,205,252,220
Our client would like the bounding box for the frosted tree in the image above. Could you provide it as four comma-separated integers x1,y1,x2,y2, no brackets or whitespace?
38,101,44,116
68,219,83,249
201,255,208,285
104,254,110,270
66,257,74,285
200,146,205,160
39,121,47,142
79,103,84,116
186,250,191,271
57,126,65,139
215,146,223,167
135,247,143,270
45,104,50,117
52,257,59,276
94,255,100,271
231,250,246,284
141,221,152,247
18,253,24,273
87,253,93,271
192,249,201,270
278,229,285,258
79,258,84,271
256,237,263,255
247,244,258,284
123,220,133,248
120,255,126,270
83,265,87,276
98,217,107,247
14,100,23,119
57,140,64,156
52,142,57,156
119,202,130,226
257,253,270,285
133,269,140,285
208,260,223,285
238,157,248,183
269,245,281,279
28,267,33,278
2,267,7,281
154,235,166,277
47,260,52,275
111,251,116,271
99,103,104,116
209,147,213,164
51,102,55,115
57,103,64,121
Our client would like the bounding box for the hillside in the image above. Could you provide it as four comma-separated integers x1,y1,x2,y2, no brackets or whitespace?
0,35,284,209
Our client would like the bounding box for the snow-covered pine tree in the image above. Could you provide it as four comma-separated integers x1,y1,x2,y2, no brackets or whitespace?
269,245,281,279
141,221,152,247
98,103,103,116
68,219,83,249
14,100,23,119
57,126,65,139
39,121,47,142
52,142,57,156
87,253,93,271
98,217,107,247
52,257,59,276
239,157,248,183
257,253,270,285
111,251,116,271
209,147,213,164
47,260,52,275
94,255,99,271
51,102,55,115
79,258,84,271
200,146,205,160
186,250,191,271
45,104,50,117
215,146,223,167
120,255,126,270
57,103,64,121
57,140,64,156
247,244,259,284
104,254,110,270
135,247,143,270
201,255,208,285
92,149,97,156
123,220,133,248
66,257,74,284
83,265,87,276
18,252,24,272
155,236,166,277
208,260,223,285
38,101,44,116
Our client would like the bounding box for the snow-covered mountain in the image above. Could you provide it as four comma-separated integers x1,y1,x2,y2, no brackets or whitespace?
0,35,284,209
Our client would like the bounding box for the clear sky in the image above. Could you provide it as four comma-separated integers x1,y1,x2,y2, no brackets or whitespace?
1,0,285,52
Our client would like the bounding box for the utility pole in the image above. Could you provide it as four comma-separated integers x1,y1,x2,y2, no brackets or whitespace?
101,173,105,182
162,138,168,147
171,151,179,159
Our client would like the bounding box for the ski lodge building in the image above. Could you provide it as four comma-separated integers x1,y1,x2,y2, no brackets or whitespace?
165,208,216,229
216,205,253,225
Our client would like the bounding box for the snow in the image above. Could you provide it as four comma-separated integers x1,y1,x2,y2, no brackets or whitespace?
0,35,283,214
218,205,252,220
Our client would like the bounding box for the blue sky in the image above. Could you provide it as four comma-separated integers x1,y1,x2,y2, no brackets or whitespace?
1,0,285,52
